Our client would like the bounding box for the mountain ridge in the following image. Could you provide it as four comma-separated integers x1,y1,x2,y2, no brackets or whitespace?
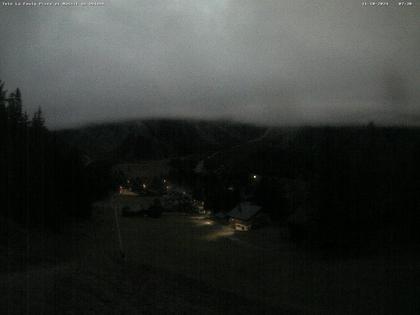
57,118,267,161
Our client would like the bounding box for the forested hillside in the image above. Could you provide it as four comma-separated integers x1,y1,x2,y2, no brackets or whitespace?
0,81,110,228
57,112,420,249
169,125,420,250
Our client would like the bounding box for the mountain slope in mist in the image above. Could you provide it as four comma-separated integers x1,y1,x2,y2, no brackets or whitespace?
57,119,266,161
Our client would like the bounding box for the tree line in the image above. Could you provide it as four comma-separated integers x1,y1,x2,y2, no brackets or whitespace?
0,80,110,229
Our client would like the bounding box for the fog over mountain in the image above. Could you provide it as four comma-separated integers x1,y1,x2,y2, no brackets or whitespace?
1,1,419,128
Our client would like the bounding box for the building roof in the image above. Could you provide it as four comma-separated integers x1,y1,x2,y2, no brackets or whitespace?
227,202,262,221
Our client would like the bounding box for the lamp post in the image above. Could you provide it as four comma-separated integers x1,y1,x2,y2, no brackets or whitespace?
112,196,125,261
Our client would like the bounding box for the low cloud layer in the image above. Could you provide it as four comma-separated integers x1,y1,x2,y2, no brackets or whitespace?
1,1,419,128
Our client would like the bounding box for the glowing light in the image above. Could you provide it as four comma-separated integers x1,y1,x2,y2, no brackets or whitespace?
190,215,206,220
203,226,235,241
142,184,147,189
190,216,215,226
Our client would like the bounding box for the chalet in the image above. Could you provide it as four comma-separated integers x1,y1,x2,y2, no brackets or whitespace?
118,185,138,196
227,202,264,231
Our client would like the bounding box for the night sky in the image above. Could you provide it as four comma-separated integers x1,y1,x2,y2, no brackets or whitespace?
1,0,419,128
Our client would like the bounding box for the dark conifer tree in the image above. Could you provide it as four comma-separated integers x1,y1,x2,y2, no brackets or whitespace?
0,80,111,229
32,107,45,130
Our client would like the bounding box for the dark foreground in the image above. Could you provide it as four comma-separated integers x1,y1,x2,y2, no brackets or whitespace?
1,195,419,314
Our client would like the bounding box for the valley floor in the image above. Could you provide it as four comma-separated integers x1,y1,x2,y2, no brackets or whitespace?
1,195,419,314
